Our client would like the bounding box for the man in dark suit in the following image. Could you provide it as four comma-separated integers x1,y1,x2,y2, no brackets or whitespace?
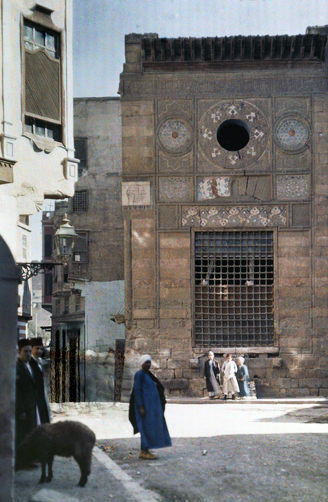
30,337,50,424
15,338,50,468
16,339,38,467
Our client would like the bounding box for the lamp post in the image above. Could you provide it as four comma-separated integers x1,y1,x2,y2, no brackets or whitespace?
18,214,78,280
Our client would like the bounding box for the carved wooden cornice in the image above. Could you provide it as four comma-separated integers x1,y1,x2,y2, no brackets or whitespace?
140,34,327,66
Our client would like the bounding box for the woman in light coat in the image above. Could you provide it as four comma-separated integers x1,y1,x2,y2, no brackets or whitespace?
221,354,239,400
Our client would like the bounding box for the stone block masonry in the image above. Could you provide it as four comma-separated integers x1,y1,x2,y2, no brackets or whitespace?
121,32,328,399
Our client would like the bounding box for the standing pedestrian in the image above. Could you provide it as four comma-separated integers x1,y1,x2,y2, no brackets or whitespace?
15,339,39,467
204,351,220,399
236,356,250,398
129,354,172,459
30,337,50,424
221,354,239,400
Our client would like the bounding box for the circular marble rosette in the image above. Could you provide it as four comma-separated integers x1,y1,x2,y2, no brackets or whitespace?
274,116,310,153
157,118,193,155
198,100,268,169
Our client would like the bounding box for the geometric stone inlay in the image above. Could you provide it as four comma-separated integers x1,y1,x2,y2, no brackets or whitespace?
182,205,287,228
158,119,193,155
159,177,193,202
275,117,309,152
197,176,230,200
198,100,268,169
276,175,310,200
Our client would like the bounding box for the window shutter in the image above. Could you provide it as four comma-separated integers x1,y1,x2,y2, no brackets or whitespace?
25,50,61,122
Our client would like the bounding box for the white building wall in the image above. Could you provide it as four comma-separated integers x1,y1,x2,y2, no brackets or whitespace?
0,0,77,260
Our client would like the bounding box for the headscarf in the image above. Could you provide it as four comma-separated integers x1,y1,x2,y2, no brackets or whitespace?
208,351,214,358
237,356,245,364
140,354,152,366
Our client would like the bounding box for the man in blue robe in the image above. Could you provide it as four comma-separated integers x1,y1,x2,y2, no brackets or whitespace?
129,354,172,459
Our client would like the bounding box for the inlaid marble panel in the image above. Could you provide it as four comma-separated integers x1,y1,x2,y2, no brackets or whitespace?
159,177,193,202
182,206,287,228
158,119,193,155
122,181,151,206
276,175,310,200
275,117,309,152
197,177,231,200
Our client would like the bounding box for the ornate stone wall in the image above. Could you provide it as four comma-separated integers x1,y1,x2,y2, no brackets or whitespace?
121,34,328,399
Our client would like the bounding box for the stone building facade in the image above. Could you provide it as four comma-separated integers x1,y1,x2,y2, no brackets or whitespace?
44,97,124,402
121,31,328,398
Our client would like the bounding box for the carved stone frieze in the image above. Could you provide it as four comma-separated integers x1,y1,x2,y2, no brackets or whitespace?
122,76,328,99
197,177,230,200
159,177,193,202
198,100,268,169
181,205,287,228
273,97,310,119
276,175,310,200
159,150,193,173
274,147,311,170
157,100,193,122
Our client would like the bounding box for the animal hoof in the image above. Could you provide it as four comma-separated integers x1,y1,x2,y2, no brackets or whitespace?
46,478,52,483
39,478,46,484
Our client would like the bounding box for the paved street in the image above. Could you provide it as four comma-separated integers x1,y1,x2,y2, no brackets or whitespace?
14,400,328,502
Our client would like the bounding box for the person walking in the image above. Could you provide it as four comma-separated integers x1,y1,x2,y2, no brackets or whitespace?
221,354,239,400
236,356,250,398
204,351,220,399
129,354,171,459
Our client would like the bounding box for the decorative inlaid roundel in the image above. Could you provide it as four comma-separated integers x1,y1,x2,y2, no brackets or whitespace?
199,101,268,169
275,117,309,152
158,119,193,154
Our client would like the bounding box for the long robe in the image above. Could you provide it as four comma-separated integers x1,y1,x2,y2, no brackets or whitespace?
129,370,171,450
236,364,250,397
222,359,239,394
204,359,220,394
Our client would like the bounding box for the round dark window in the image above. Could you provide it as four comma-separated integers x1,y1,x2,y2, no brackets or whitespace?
217,119,250,151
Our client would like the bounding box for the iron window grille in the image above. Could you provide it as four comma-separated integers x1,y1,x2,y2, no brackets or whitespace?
72,191,88,212
194,231,274,347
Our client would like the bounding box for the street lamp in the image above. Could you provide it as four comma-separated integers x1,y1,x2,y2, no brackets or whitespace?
54,214,78,262
18,214,78,281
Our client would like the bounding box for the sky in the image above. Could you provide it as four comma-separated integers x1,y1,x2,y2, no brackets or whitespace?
30,0,328,258
73,0,328,98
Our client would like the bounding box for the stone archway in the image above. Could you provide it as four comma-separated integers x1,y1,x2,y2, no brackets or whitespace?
0,236,21,502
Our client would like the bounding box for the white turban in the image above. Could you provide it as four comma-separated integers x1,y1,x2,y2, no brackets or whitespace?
140,354,152,366
237,356,245,364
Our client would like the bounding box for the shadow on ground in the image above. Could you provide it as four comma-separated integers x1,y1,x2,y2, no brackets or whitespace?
255,405,328,423
98,433,328,502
